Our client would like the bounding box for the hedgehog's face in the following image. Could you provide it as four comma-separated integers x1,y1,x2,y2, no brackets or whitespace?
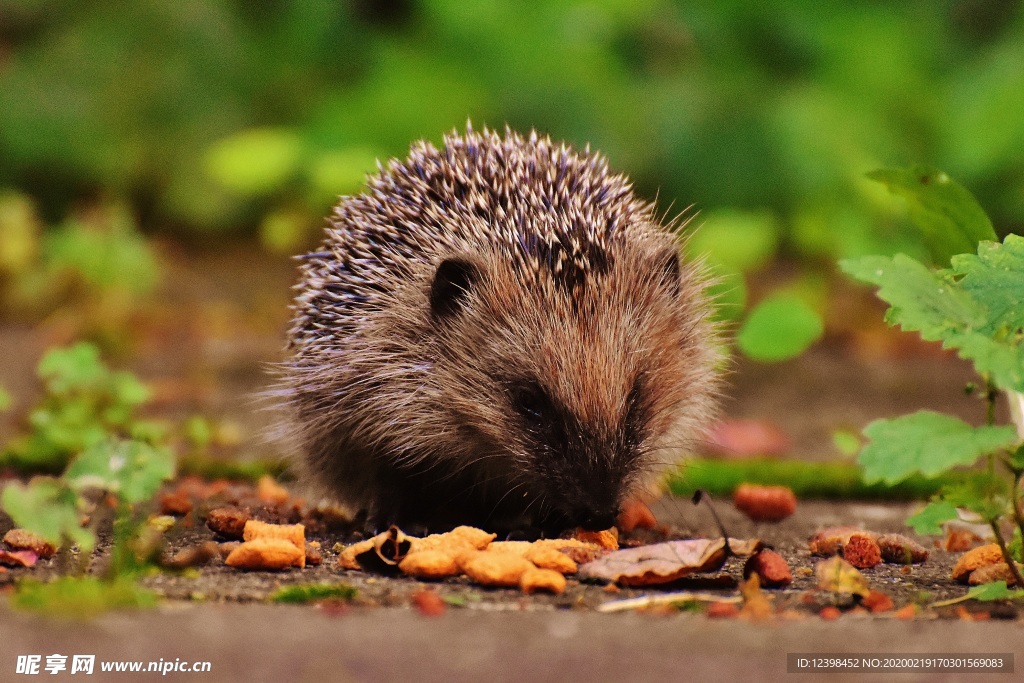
426,234,718,532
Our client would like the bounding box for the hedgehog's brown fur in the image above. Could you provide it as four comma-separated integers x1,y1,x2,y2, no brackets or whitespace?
281,125,721,533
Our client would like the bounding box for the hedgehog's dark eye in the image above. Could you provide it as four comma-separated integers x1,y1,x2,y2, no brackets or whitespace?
512,383,552,428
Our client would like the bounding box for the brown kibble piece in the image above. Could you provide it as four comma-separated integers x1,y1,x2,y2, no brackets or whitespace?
206,507,250,540
159,490,193,516
243,520,305,550
256,475,290,505
943,528,983,552
952,544,1005,583
3,529,57,559
411,590,447,616
808,526,877,556
225,538,304,570
305,543,323,567
164,542,220,569
968,562,1023,587
743,549,792,587
842,534,882,569
876,534,929,564
861,591,894,613
461,551,534,587
819,606,842,620
399,550,461,579
706,601,739,619
573,528,619,550
520,567,567,594
733,484,797,522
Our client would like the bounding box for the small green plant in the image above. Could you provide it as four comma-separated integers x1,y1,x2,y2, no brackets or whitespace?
842,166,1024,584
1,342,163,473
1,343,176,612
270,583,357,604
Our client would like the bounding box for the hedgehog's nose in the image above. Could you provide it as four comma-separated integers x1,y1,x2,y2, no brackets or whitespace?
577,509,618,531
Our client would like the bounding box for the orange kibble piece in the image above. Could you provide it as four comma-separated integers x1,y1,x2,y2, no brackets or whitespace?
951,544,1005,583
399,550,461,579
225,538,305,570
242,520,305,551
519,567,567,594
733,484,797,522
3,529,57,559
461,551,534,587
525,545,577,575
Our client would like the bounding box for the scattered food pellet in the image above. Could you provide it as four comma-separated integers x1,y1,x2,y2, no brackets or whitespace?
951,544,1004,583
399,550,461,579
876,534,929,565
808,526,876,556
256,475,290,505
733,484,797,522
206,506,251,540
225,538,305,570
411,590,447,617
842,534,882,569
861,591,894,613
243,520,305,551
967,562,1022,587
743,549,792,587
460,551,534,588
819,606,842,621
520,567,567,594
706,601,739,619
3,529,56,559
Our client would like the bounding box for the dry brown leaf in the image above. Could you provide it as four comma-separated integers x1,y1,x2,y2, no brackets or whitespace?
577,537,761,586
815,556,870,597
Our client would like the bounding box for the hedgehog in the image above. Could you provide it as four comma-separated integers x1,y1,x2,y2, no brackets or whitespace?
280,125,721,534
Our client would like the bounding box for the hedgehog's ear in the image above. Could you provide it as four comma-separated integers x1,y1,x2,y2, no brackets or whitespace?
657,247,682,296
430,257,481,318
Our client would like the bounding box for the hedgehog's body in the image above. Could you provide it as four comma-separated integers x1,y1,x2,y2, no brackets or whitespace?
283,126,720,533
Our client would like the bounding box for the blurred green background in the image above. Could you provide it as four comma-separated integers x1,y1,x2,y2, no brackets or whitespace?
1,0,1022,302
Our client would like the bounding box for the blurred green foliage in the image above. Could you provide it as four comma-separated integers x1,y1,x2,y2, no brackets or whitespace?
1,342,165,473
1,0,1020,250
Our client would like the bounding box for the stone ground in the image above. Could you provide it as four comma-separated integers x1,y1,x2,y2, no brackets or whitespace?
1,248,1022,682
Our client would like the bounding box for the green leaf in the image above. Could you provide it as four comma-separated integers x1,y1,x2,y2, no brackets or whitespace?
839,254,984,342
965,581,1024,602
736,293,824,362
906,501,959,535
859,411,1019,484
0,478,95,550
867,165,996,264
205,127,304,196
841,235,1024,392
271,583,357,604
37,343,106,395
12,577,157,617
65,438,175,505
687,209,780,273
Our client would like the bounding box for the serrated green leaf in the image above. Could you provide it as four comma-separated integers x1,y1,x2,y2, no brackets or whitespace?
0,478,95,550
736,293,823,362
839,254,984,341
966,581,1024,602
906,501,959,535
65,438,175,505
842,235,1024,392
867,165,995,264
860,411,1019,484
